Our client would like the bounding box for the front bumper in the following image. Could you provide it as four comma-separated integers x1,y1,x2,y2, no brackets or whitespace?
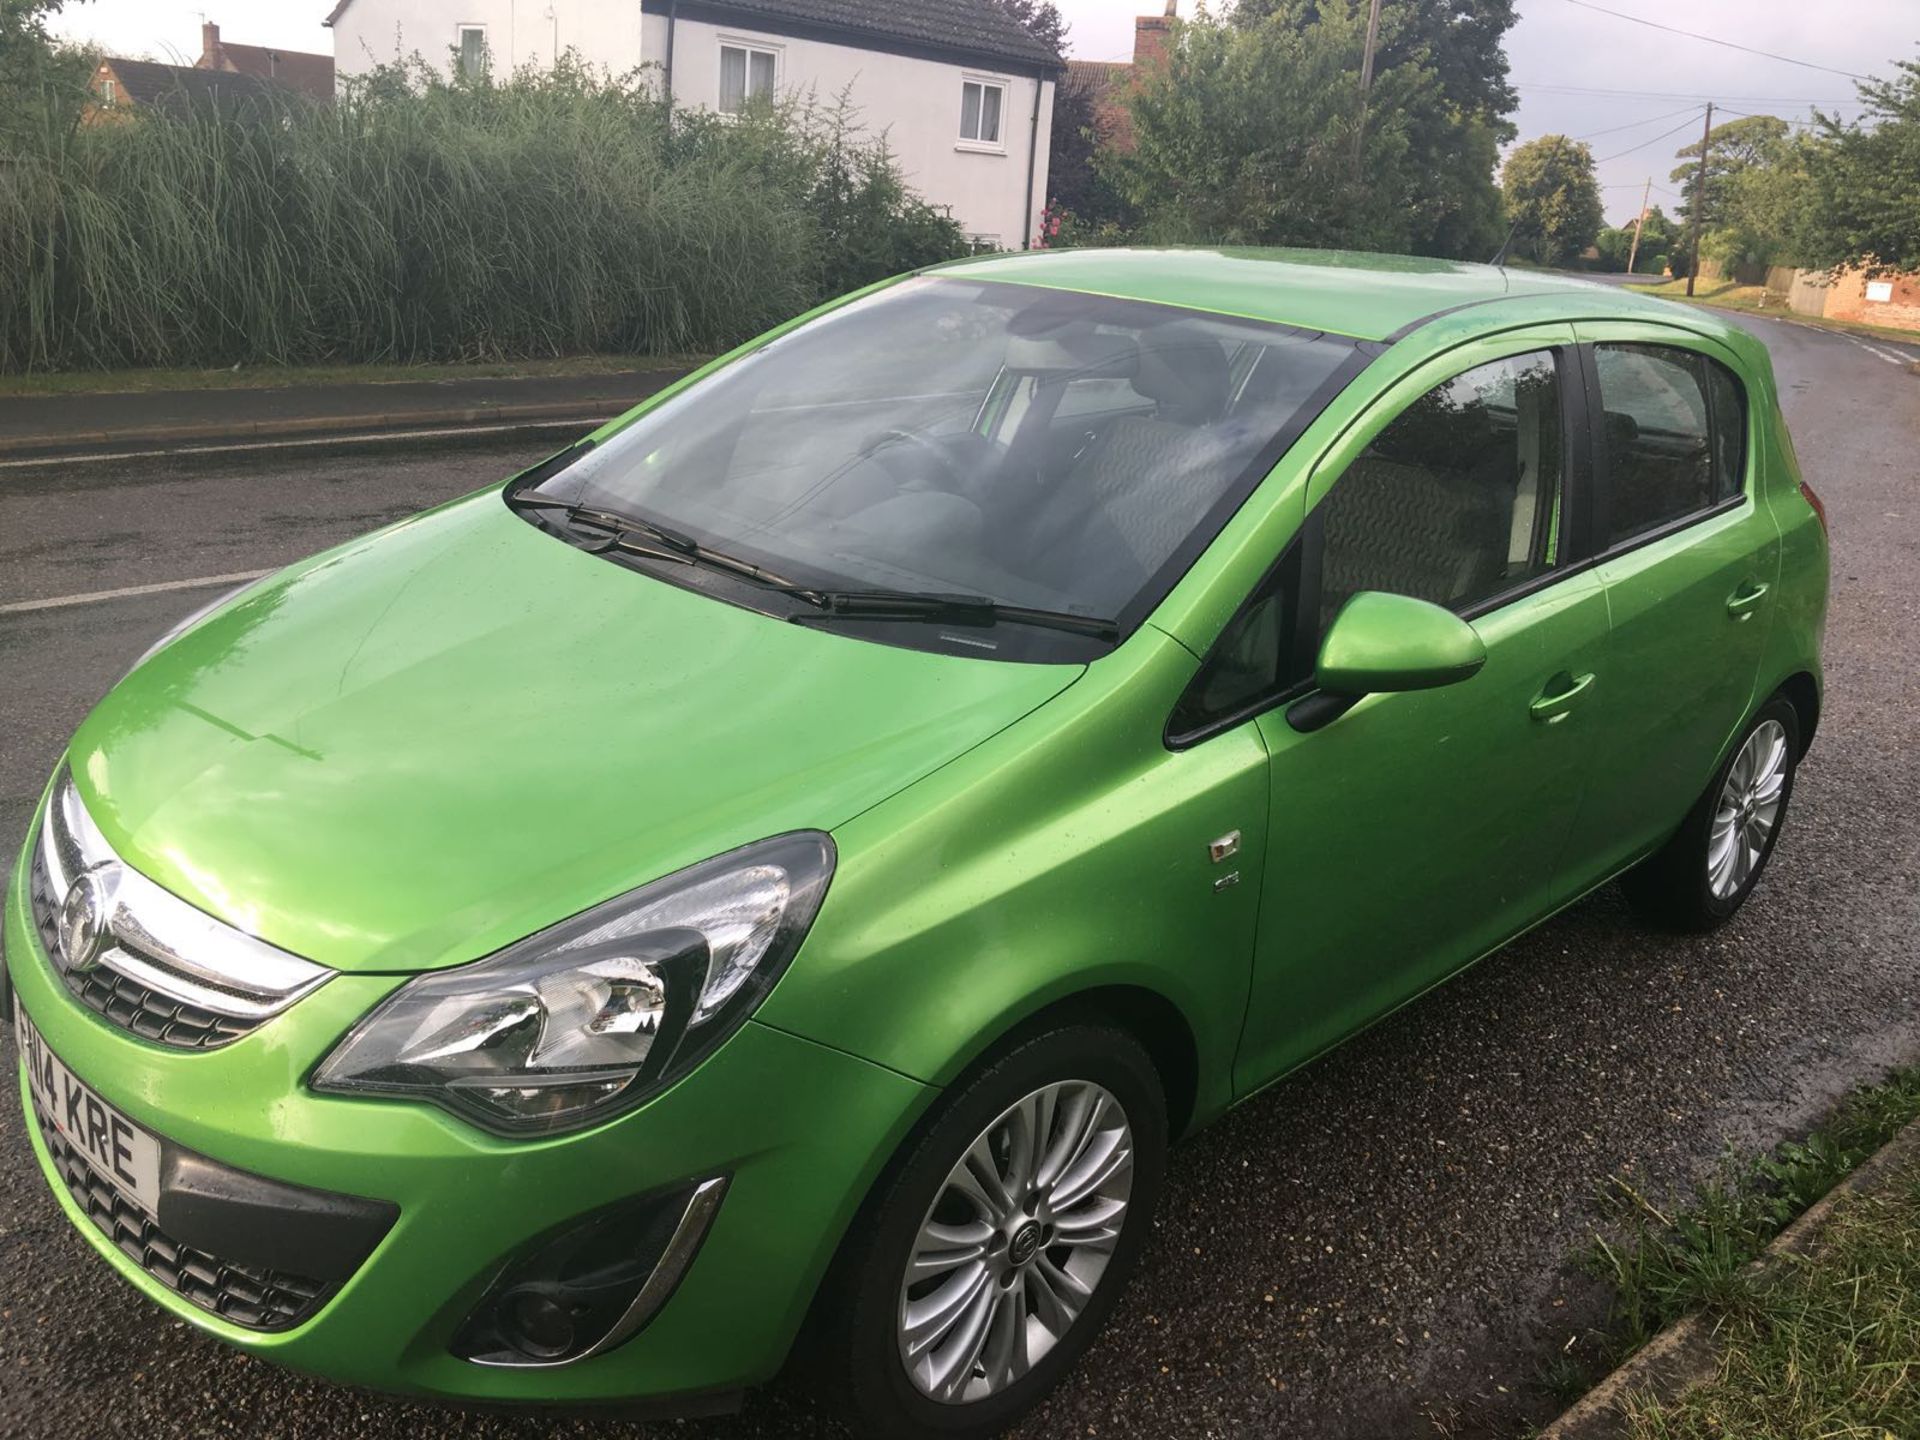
5,834,931,1404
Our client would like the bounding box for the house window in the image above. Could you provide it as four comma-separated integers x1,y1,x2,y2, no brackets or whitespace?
960,78,1005,146
457,25,487,79
100,76,117,106
719,43,777,113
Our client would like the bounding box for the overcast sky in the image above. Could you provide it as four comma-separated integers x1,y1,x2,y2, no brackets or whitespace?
50,0,1912,225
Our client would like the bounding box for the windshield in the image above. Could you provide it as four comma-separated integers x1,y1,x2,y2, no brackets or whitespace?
519,276,1358,651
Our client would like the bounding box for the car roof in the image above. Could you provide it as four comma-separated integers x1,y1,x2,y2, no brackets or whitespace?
929,246,1734,347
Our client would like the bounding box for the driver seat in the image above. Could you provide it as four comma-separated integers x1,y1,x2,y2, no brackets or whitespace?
1024,326,1235,604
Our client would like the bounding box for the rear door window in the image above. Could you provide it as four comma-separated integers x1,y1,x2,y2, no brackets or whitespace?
1594,343,1747,545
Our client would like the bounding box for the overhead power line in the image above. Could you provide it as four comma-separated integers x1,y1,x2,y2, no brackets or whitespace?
1555,0,1870,81
1573,103,1713,140
1517,83,1863,104
1593,109,1710,163
1714,105,1851,130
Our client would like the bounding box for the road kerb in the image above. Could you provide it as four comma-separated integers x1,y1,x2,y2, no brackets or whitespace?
1539,1115,1920,1439
0,400,628,461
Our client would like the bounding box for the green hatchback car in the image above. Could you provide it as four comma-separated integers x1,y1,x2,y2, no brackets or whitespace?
6,249,1827,1437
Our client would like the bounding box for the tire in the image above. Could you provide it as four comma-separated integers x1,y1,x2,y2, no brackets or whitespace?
817,1023,1168,1440
1621,694,1800,932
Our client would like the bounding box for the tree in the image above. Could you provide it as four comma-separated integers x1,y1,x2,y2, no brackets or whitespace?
1225,0,1512,256
0,0,91,147
1499,135,1602,265
1706,133,1810,271
983,0,1067,59
1233,0,1519,142
1047,65,1129,228
1669,113,1790,234
1108,2,1503,258
1797,58,1920,274
1635,205,1679,271
1595,204,1677,274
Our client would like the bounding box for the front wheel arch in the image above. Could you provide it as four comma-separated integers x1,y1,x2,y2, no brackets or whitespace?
974,984,1201,1142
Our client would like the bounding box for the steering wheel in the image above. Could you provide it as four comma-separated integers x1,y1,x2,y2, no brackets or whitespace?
862,428,968,492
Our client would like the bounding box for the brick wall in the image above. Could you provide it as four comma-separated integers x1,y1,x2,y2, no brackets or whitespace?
1758,266,1920,333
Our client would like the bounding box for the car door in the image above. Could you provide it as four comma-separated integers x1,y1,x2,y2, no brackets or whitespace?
1209,330,1613,1092
1561,326,1780,886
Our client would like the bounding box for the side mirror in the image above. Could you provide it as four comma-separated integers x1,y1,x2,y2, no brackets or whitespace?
1289,592,1486,733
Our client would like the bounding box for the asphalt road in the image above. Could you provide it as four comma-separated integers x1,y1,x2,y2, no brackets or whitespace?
2,314,1917,1440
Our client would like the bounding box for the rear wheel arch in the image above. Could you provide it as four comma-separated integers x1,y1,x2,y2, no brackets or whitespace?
1774,671,1820,756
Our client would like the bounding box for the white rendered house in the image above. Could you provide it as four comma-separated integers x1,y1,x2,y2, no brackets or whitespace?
326,0,1060,249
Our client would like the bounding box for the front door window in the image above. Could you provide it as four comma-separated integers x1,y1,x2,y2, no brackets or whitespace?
1317,351,1564,628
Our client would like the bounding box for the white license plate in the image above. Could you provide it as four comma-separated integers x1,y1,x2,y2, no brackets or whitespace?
15,1005,163,1216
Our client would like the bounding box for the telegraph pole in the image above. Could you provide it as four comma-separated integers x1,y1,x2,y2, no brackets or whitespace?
1685,102,1713,297
1626,176,1651,275
1352,0,1385,172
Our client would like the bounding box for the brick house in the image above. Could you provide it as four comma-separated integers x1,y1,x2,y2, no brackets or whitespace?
197,21,335,100
1062,0,1175,156
87,21,334,120
87,57,300,119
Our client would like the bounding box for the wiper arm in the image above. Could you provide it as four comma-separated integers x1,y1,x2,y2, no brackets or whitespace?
558,508,826,602
802,591,1120,641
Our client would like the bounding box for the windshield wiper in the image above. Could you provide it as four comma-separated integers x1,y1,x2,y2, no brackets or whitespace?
801,591,1120,641
507,489,1116,640
508,490,824,600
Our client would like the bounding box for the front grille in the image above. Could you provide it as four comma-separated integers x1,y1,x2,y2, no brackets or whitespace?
31,1093,332,1332
28,862,252,1049
26,770,333,1051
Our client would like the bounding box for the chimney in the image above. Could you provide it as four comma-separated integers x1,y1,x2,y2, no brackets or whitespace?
1133,1,1177,69
201,20,221,68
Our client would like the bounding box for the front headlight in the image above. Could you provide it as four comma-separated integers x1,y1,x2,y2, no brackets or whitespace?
311,833,834,1137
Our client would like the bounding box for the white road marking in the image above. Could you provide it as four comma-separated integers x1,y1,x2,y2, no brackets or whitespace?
0,569,273,616
1778,318,1918,367
0,418,589,472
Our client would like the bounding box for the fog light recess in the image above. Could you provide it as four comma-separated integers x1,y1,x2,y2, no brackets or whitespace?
453,1176,727,1368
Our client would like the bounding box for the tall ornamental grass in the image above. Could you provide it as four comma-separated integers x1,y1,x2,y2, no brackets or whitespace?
0,57,970,372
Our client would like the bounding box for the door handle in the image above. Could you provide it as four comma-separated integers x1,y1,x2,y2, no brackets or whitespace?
1529,671,1595,724
1726,581,1771,619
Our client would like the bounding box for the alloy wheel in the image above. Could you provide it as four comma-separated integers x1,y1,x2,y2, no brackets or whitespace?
1707,718,1789,900
897,1079,1135,1404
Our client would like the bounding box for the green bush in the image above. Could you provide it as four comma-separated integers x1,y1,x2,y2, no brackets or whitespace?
0,56,969,372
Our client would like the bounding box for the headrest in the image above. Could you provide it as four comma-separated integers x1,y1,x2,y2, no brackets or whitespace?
1002,322,1137,379
1603,409,1640,449
1131,322,1230,425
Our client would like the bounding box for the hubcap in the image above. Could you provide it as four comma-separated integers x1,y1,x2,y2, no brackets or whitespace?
897,1080,1134,1405
1708,718,1788,900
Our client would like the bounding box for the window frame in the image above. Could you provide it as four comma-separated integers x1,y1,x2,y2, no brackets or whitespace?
958,75,1009,151
456,24,487,80
1166,339,1593,751
1577,337,1753,560
717,38,780,114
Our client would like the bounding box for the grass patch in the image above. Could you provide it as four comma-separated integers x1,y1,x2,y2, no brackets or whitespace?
0,59,969,372
1583,1069,1920,1359
1619,1159,1920,1439
0,353,704,397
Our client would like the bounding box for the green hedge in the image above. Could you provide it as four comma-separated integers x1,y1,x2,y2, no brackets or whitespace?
0,58,970,372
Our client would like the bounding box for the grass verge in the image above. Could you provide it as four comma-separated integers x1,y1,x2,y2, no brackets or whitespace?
1617,1146,1920,1438
0,354,707,398
1584,1068,1920,1358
